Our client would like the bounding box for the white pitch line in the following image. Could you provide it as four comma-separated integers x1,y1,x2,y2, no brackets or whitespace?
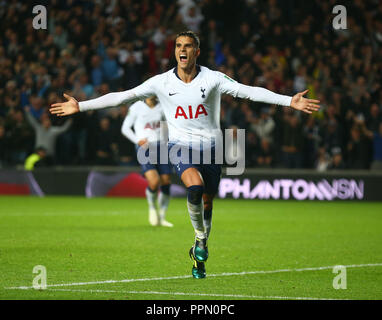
5,262,382,290
34,288,349,300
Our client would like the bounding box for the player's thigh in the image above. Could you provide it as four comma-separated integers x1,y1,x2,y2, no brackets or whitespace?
159,174,171,185
200,164,222,196
181,167,204,188
144,169,160,189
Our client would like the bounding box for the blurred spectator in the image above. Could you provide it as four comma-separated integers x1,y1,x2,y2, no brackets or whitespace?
4,109,34,164
90,55,104,87
346,123,371,169
328,147,346,170
24,147,48,171
95,117,117,166
315,146,330,172
250,107,275,143
366,103,382,133
0,0,381,170
110,106,137,166
102,48,122,90
302,116,320,168
183,5,204,33
282,114,304,168
257,138,274,168
245,131,259,167
321,119,343,154
0,124,9,167
27,96,45,121
365,122,382,170
52,25,68,51
25,107,72,163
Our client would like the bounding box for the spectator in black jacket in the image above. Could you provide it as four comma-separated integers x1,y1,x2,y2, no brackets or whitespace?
282,114,304,168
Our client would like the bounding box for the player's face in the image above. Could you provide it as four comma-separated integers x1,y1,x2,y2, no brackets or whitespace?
175,36,200,71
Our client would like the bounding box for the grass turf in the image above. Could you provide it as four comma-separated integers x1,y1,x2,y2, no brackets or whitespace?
0,195,381,300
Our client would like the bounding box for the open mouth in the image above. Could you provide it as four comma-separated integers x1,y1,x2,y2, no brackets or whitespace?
179,54,188,62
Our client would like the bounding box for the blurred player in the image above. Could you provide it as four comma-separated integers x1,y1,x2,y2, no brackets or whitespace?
50,31,320,279
121,96,173,227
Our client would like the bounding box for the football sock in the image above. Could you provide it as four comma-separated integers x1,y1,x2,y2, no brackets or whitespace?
145,186,157,210
187,185,206,239
158,184,170,219
203,208,212,239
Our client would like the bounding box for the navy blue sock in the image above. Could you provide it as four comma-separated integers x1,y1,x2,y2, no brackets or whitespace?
187,185,204,205
147,186,157,193
204,208,212,220
160,184,170,195
203,208,213,238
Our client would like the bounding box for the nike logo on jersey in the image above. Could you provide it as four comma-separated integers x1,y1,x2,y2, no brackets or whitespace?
169,92,179,96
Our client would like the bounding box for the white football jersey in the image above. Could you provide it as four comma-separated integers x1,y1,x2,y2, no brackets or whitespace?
79,65,292,147
132,66,240,146
121,101,165,144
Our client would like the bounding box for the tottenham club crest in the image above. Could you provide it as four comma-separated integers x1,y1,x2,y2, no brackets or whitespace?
201,87,206,98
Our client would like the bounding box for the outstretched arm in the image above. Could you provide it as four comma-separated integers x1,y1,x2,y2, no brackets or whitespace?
237,85,320,114
50,91,139,117
218,72,320,114
50,78,156,117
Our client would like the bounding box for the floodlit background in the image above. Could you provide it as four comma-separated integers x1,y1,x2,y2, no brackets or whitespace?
0,0,381,301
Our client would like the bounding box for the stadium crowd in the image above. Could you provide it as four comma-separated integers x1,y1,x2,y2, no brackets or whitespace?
0,0,382,170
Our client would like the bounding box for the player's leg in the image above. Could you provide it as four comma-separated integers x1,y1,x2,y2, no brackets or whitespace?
202,193,214,239
199,159,221,238
181,167,208,279
158,173,173,227
169,142,206,278
181,167,207,244
188,191,216,279
144,169,160,226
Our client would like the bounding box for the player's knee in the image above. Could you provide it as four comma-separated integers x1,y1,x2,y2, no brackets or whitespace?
160,175,171,186
148,180,160,192
187,185,204,205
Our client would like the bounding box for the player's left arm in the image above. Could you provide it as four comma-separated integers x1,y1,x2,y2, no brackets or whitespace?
237,85,320,114
218,73,320,114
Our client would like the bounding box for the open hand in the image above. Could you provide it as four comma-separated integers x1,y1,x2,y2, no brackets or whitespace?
290,90,320,114
50,93,80,116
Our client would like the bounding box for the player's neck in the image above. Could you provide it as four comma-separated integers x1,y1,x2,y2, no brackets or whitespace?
176,65,197,83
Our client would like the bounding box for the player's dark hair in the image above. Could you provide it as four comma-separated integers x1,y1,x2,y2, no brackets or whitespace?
176,31,200,48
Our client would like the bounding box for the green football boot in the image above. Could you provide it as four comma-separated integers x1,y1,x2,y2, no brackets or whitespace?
189,247,206,279
192,237,209,262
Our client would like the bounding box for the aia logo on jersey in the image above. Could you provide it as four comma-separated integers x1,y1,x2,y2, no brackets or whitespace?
175,105,208,119
144,121,160,129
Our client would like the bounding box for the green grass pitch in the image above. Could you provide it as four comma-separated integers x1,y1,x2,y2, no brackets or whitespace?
1,195,381,300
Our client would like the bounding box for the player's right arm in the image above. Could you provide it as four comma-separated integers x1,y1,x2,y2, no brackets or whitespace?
49,78,157,117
